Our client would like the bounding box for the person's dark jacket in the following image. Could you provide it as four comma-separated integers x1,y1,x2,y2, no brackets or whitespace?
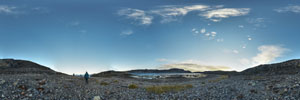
84,72,89,79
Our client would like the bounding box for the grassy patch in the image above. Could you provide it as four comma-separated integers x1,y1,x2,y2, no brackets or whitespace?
209,75,228,83
128,84,138,89
100,82,109,86
145,84,193,94
113,80,119,83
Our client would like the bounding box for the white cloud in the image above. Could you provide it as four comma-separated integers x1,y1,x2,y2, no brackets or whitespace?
201,8,250,22
200,28,206,34
203,31,218,40
118,5,250,24
211,31,217,37
118,8,153,25
242,44,247,49
233,50,239,54
238,25,244,28
0,5,17,14
121,30,133,36
151,5,210,23
252,45,288,65
275,5,300,13
239,45,289,68
191,28,196,32
248,37,252,40
205,33,210,36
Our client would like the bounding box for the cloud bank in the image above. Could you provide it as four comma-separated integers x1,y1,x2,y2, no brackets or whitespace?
252,45,289,65
240,45,289,67
201,8,250,22
158,59,231,72
118,5,251,25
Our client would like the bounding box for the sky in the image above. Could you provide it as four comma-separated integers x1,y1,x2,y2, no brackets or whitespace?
1,0,300,74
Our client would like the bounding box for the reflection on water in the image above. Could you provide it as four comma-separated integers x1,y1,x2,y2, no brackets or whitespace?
130,73,206,79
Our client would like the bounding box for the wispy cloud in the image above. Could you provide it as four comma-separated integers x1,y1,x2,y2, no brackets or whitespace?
246,18,266,28
151,5,210,23
275,5,300,13
120,30,134,36
0,5,17,14
223,49,239,54
201,8,250,22
118,8,153,25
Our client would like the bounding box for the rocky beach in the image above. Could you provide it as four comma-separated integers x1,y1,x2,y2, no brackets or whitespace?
1,59,300,100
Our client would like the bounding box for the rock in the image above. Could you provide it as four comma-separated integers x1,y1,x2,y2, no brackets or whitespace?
13,81,18,86
93,96,101,100
0,79,5,85
38,79,46,85
1,94,4,98
21,92,25,95
28,94,32,97
248,81,256,86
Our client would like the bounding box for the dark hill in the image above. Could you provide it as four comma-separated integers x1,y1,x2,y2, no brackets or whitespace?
128,68,191,73
91,70,131,78
241,59,300,75
0,59,63,75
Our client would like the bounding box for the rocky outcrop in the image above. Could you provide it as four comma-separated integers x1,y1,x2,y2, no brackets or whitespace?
198,71,239,75
241,59,300,75
0,59,62,75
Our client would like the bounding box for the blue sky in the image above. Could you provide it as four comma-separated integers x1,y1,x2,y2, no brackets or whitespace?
1,0,300,74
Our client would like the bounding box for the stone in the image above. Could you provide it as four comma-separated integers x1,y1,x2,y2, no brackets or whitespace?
1,94,4,98
38,79,46,85
93,96,101,100
28,94,32,97
13,81,18,86
0,80,5,85
248,81,256,86
21,92,25,95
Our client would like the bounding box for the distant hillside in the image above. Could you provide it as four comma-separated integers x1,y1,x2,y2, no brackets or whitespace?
128,68,191,73
91,68,191,77
91,70,131,77
0,59,63,75
241,59,300,75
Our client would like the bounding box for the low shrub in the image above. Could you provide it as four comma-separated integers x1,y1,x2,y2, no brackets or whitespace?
113,80,119,83
100,82,109,86
128,84,138,89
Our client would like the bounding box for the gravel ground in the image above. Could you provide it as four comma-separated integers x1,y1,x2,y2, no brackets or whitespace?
1,73,300,100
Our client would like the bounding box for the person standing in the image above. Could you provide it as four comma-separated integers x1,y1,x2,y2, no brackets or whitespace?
84,72,90,84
